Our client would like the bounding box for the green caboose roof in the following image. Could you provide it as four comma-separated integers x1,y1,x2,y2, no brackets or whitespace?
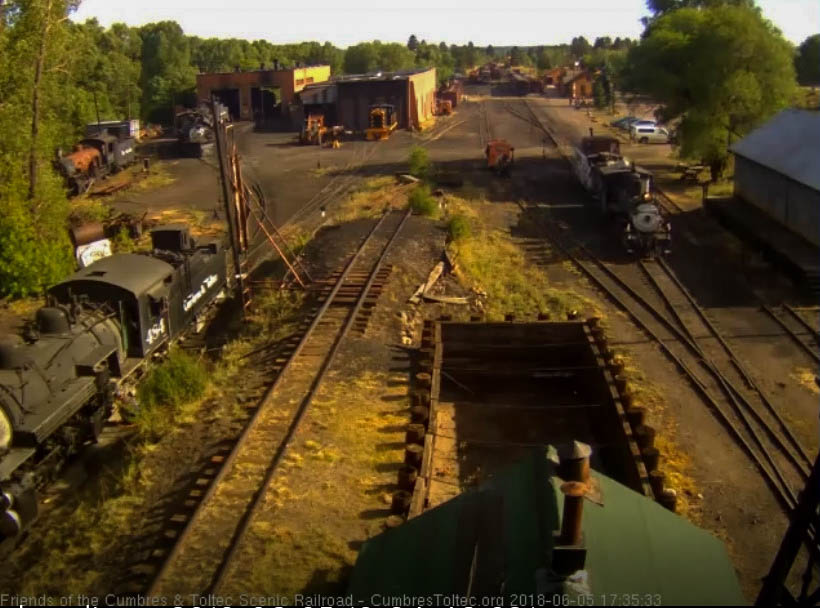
348,449,745,606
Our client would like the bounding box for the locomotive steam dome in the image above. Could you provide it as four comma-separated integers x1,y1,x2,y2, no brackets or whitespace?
632,203,664,233
0,340,30,370
36,307,71,334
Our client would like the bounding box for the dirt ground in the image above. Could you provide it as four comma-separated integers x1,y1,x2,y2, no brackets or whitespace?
2,85,817,604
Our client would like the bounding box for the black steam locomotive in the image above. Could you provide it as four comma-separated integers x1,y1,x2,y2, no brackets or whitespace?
0,226,226,550
56,132,137,195
572,133,671,257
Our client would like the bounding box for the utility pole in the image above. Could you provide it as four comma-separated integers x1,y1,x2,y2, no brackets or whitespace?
211,96,245,314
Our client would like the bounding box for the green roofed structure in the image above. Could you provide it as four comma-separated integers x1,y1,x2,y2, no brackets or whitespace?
348,448,745,606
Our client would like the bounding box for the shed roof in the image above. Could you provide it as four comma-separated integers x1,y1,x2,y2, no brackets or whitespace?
53,253,172,297
334,67,433,83
730,109,820,193
348,450,745,605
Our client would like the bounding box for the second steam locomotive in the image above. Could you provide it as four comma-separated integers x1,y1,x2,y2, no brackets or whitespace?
572,133,671,257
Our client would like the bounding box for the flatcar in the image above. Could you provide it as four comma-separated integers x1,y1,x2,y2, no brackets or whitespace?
0,225,226,551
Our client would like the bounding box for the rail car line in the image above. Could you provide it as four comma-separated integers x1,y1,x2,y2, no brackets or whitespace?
517,99,815,522
142,208,410,597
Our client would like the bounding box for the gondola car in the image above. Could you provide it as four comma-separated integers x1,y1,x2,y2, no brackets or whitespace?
0,226,226,551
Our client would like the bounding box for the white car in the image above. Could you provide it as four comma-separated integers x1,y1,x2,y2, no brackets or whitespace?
631,124,670,144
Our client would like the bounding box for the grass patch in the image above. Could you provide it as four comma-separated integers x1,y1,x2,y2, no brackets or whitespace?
447,198,593,320
408,184,439,218
111,227,136,253
408,145,431,180
707,179,734,197
69,197,112,224
617,352,702,522
333,177,406,223
245,288,305,337
447,214,471,242
132,350,208,439
358,176,394,192
131,162,175,192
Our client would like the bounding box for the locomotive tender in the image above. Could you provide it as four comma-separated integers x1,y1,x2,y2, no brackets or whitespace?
0,226,226,550
572,133,671,257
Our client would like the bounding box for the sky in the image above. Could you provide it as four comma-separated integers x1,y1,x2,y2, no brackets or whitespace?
71,0,819,47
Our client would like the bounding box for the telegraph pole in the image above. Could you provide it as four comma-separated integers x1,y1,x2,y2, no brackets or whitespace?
211,96,245,312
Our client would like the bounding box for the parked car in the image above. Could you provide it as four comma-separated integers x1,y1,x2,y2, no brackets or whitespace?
610,116,638,131
630,124,670,144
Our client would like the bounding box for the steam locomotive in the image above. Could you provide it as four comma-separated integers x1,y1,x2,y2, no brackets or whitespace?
572,133,671,257
0,226,227,550
56,132,137,195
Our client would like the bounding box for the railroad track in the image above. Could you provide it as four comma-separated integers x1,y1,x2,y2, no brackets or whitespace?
141,209,410,598
762,304,820,366
516,99,815,521
478,99,493,147
287,140,381,228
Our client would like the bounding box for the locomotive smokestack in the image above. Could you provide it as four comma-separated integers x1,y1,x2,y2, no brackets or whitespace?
589,127,593,137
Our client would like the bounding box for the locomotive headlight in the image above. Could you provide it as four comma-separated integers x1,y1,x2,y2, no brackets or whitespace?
643,193,651,200
0,407,11,451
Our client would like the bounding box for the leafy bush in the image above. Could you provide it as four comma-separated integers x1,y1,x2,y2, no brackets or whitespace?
0,198,75,298
408,146,431,180
408,184,438,218
447,214,471,242
112,227,136,253
134,350,208,438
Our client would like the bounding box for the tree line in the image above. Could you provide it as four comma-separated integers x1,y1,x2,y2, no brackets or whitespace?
0,0,816,297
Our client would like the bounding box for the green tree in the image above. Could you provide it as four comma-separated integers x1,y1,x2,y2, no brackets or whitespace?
407,34,419,52
0,0,76,296
139,21,197,123
624,4,797,179
594,36,612,49
536,47,552,70
486,44,494,57
510,46,525,65
795,34,820,87
570,36,591,58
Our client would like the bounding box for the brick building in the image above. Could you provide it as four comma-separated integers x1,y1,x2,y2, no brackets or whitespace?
195,64,331,122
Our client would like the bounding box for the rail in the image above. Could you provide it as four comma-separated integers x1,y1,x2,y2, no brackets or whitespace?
144,208,410,596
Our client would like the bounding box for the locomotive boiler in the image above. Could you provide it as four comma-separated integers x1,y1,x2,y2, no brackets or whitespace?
0,226,226,551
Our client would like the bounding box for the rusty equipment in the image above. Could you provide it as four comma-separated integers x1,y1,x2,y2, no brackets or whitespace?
366,104,398,141
485,139,515,176
300,114,328,145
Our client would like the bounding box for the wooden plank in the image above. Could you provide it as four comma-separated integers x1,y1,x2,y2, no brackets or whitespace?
408,477,427,519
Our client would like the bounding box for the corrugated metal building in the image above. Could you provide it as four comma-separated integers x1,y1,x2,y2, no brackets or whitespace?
730,109,820,247
333,68,437,132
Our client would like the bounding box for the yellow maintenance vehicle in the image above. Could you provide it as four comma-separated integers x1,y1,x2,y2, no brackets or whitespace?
365,104,398,141
300,114,327,145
